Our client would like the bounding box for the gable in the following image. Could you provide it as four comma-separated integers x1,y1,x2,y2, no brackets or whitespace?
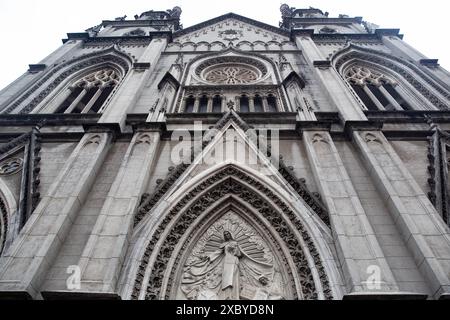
173,14,291,46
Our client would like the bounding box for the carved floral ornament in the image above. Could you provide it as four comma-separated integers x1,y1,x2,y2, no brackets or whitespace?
131,165,333,300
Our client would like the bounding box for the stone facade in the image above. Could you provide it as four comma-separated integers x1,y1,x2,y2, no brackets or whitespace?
0,4,449,300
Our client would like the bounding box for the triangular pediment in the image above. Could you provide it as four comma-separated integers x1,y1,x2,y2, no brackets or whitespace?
135,110,330,230
174,13,290,45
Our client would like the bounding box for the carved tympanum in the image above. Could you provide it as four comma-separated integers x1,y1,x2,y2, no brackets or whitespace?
178,212,289,300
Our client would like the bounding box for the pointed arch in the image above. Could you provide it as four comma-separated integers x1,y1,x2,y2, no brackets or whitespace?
2,45,133,114
124,164,341,300
0,179,17,256
332,44,450,110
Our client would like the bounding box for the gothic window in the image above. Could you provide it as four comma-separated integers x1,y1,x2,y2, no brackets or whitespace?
198,95,208,113
184,95,195,113
239,95,250,112
56,69,120,114
267,94,278,112
345,65,413,111
212,95,222,113
254,95,264,112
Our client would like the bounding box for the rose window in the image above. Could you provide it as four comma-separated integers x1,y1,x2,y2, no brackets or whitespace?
203,64,260,84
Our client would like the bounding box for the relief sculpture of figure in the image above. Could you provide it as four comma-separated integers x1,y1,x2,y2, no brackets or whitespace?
181,229,275,300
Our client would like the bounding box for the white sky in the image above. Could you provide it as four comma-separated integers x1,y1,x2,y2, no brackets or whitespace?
0,0,449,91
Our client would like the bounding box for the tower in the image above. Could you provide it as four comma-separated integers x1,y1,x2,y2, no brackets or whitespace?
0,3,449,300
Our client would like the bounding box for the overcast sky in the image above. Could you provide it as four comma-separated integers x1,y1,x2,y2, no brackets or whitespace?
0,0,448,91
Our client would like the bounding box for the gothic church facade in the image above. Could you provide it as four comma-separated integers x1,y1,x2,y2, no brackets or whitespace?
0,4,449,300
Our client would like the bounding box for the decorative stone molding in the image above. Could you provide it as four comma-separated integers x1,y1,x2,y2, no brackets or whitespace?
278,158,330,227
131,165,332,300
0,196,8,255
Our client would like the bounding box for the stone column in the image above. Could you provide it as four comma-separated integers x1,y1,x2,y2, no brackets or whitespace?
249,96,255,112
193,97,200,113
81,88,103,113
206,96,213,113
353,130,450,299
0,132,112,299
99,37,168,130
75,130,161,296
362,85,385,110
303,131,400,296
378,86,403,111
294,35,367,121
262,96,269,112
65,88,87,113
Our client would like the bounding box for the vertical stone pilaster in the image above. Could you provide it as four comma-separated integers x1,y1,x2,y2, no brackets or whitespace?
0,132,112,298
74,130,161,296
99,37,168,130
303,131,399,296
353,130,450,298
381,36,426,62
294,36,366,121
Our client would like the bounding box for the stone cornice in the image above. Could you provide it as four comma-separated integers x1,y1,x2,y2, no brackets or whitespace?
291,30,403,41
284,16,364,25
101,19,180,28
0,114,101,126
63,32,173,44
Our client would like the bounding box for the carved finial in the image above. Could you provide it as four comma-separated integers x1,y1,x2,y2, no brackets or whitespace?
227,100,235,110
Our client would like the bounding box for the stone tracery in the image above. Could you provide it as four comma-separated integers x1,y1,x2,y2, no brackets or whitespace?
203,65,260,85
